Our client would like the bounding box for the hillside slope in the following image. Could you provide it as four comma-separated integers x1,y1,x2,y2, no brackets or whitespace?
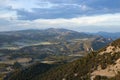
0,29,111,66
0,28,93,45
0,28,112,51
7,38,120,80
37,38,120,80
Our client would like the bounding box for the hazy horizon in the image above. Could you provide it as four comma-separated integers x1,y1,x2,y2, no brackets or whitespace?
0,0,120,32
0,28,120,33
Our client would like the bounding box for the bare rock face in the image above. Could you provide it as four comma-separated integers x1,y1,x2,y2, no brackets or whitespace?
91,58,120,80
100,46,120,55
91,39,120,80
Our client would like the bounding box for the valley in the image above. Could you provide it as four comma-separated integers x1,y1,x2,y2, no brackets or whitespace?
0,28,114,80
8,38,120,80
0,0,120,80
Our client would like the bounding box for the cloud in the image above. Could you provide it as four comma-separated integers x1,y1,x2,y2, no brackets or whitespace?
1,0,120,20
0,0,120,32
14,0,120,20
85,0,120,9
0,13,120,32
33,13,120,27
16,4,92,20
0,10,17,20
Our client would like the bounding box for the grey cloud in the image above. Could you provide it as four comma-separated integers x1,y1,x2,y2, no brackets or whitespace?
1,0,120,20
16,5,86,20
16,0,120,20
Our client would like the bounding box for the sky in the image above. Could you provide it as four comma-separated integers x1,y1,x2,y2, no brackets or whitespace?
0,0,120,32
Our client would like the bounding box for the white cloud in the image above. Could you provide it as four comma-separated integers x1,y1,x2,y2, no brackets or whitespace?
33,13,120,27
7,0,40,11
0,0,9,6
0,0,58,12
0,10,17,20
0,0,120,32
6,13,120,32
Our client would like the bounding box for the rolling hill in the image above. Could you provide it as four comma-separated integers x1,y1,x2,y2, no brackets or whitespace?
0,28,112,64
0,28,113,80
0,28,93,46
6,38,120,80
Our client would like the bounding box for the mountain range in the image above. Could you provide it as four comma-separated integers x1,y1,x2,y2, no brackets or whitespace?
0,28,118,80
94,32,120,40
0,28,111,61
7,38,120,80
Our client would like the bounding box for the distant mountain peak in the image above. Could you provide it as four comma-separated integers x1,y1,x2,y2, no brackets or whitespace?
96,32,120,40
45,28,76,33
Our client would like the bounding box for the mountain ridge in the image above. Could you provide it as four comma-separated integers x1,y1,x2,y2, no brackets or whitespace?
6,38,120,80
95,31,120,40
